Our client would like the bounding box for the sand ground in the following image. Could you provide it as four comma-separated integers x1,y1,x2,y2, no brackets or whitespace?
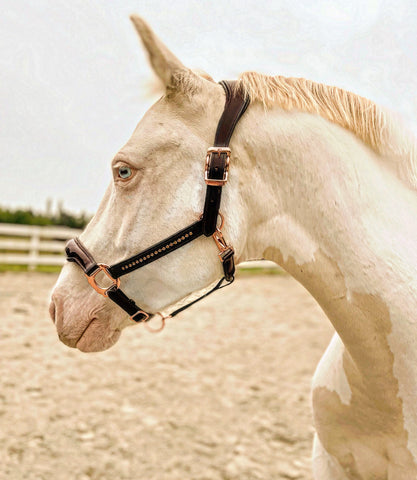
0,271,333,480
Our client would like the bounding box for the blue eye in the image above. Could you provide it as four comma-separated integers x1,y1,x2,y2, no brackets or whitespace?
118,166,132,179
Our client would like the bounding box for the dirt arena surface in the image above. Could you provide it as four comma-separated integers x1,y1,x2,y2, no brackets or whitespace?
1,271,334,480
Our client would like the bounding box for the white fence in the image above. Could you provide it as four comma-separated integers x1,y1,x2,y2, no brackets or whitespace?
0,223,82,269
0,223,279,271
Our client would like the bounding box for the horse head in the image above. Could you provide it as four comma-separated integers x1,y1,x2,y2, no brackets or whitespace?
49,16,249,352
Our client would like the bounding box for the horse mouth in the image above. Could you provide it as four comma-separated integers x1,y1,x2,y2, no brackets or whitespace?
50,296,123,353
75,319,122,352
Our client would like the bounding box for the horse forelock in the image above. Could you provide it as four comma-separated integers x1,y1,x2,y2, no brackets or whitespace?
236,71,417,191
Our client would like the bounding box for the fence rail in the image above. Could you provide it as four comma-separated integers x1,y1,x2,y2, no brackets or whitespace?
0,223,82,269
0,223,279,271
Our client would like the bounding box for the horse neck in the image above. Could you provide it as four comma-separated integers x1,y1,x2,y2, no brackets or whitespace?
238,102,417,371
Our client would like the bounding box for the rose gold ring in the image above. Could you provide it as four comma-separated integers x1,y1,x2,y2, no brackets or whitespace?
144,312,170,333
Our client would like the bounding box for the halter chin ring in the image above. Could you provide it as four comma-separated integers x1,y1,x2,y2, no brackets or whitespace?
86,264,120,297
144,312,170,333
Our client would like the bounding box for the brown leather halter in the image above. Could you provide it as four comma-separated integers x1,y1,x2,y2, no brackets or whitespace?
65,81,250,330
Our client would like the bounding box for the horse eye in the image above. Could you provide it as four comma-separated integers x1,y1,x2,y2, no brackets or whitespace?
118,166,132,179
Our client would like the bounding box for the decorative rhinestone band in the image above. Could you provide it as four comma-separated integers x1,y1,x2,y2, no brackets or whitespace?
120,231,194,271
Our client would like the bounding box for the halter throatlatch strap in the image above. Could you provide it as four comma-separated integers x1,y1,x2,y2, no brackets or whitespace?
65,80,249,330
202,80,250,237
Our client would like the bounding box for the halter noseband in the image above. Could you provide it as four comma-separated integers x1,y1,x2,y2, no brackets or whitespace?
65,81,250,330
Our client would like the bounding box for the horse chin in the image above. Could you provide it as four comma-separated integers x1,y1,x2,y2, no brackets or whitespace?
75,319,122,352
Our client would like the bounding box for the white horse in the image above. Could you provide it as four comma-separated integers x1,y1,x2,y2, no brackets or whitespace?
50,16,417,479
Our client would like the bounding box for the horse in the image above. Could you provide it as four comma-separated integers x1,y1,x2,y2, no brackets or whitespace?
49,15,417,480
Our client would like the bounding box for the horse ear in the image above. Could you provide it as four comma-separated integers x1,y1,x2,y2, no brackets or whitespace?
130,15,196,89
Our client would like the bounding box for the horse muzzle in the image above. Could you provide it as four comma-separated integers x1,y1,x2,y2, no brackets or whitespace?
49,287,127,352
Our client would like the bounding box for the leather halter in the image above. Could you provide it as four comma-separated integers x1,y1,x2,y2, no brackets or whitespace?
65,80,250,329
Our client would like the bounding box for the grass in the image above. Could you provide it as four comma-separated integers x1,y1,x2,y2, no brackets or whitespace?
0,264,62,273
237,266,287,276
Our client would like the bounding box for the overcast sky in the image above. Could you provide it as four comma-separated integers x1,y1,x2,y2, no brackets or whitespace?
1,0,417,214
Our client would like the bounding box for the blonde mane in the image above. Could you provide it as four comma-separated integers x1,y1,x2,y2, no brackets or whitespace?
236,72,417,190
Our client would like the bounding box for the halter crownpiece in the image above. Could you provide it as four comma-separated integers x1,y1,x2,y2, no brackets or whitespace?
65,80,250,330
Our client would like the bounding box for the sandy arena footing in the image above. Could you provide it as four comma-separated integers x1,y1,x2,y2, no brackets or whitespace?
0,272,333,480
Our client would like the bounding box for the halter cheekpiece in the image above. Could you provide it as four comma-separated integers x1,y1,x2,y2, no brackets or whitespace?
65,80,250,330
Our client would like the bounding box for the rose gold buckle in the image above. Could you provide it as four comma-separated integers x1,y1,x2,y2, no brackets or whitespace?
130,310,150,323
86,264,120,297
205,147,231,186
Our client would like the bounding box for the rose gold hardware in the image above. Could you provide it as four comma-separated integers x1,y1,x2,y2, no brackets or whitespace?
211,213,233,259
130,310,150,323
86,264,120,297
207,146,231,155
212,229,230,255
217,212,225,230
144,312,170,333
205,147,231,186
